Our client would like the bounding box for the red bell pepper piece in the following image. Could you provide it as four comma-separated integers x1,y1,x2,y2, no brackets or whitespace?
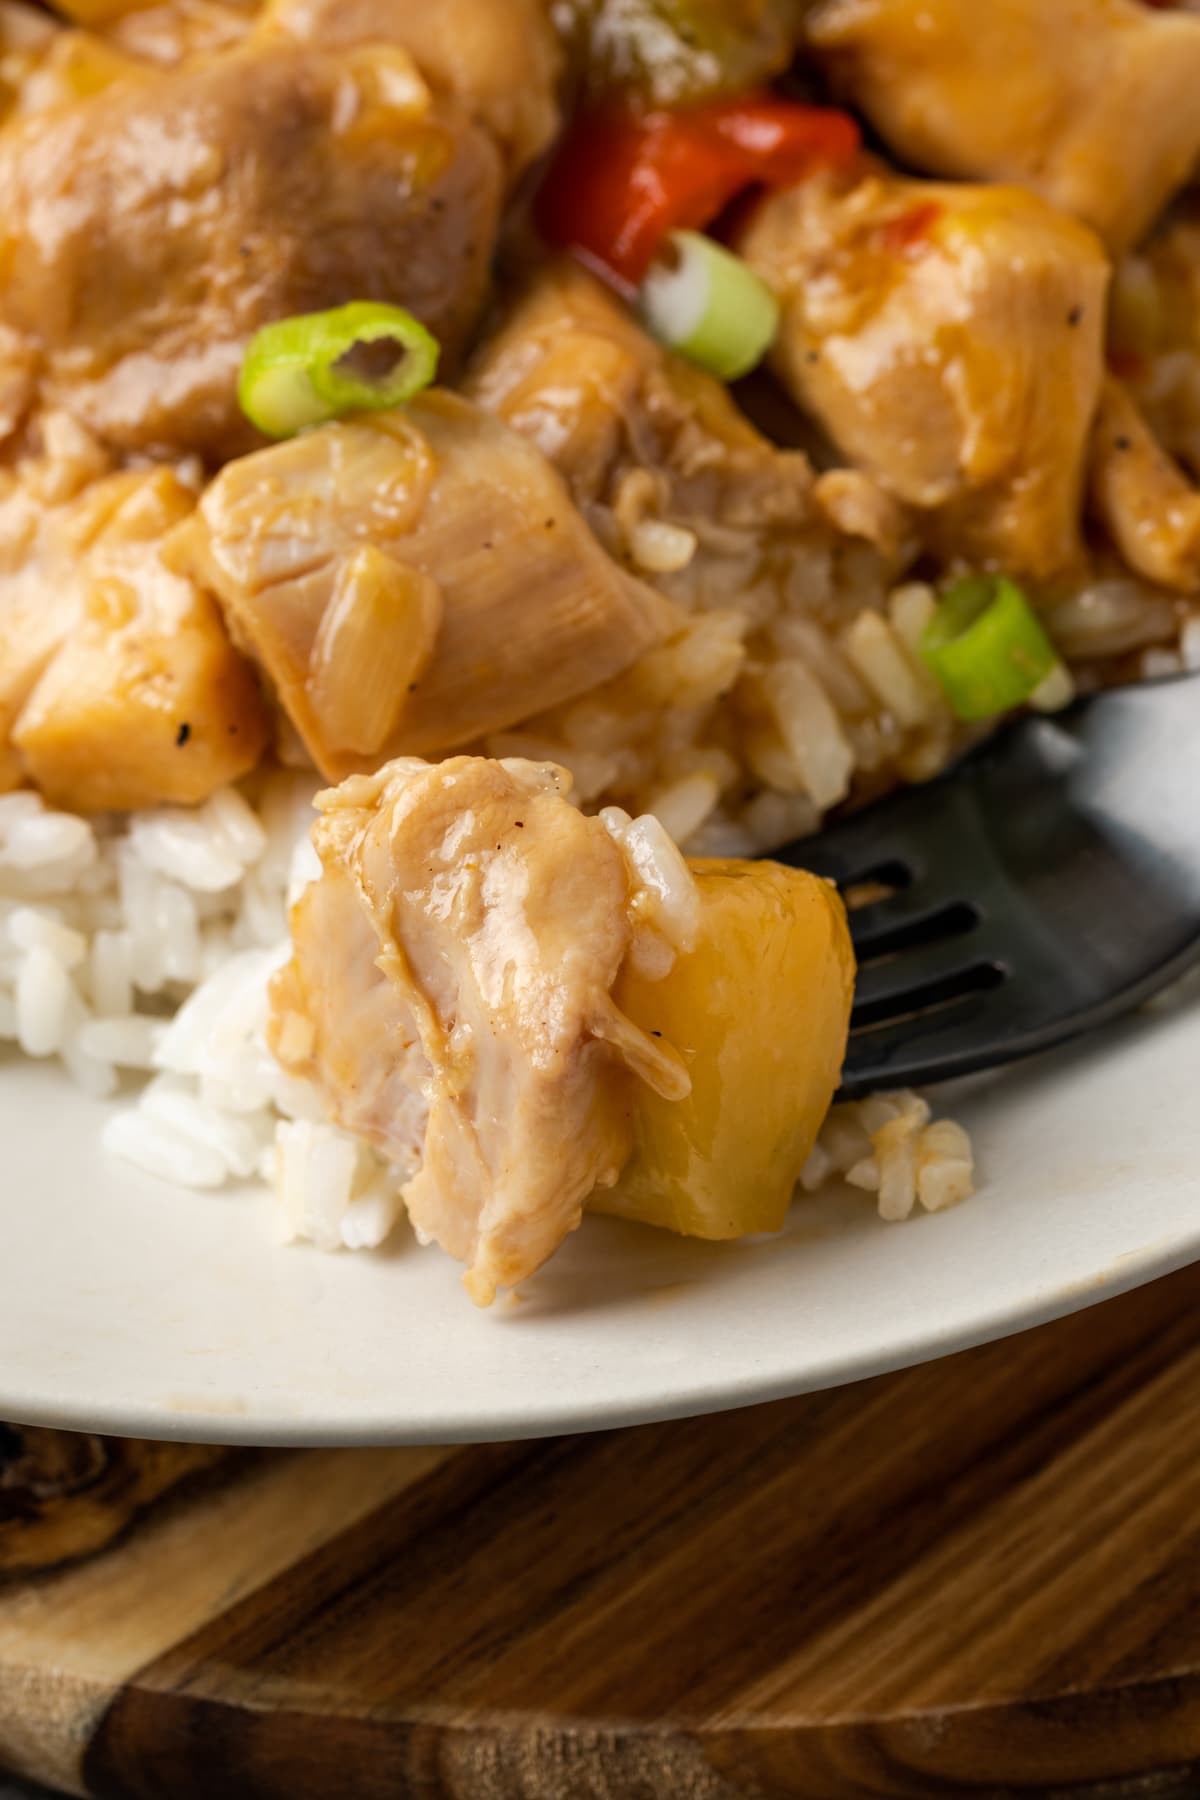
535,94,861,289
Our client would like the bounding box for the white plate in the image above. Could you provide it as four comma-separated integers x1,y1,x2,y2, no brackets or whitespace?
3,986,1199,1446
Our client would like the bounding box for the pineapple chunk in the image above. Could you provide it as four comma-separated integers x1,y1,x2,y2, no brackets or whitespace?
596,858,855,1240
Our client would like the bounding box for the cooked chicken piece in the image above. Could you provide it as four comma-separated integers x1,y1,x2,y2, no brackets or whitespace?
2,2,145,150
805,0,1200,254
468,260,959,821
0,414,146,794
736,166,1110,577
14,31,143,115
50,0,172,19
172,392,677,777
87,1,261,63
1,3,54,120
0,40,502,460
1108,204,1200,483
1088,378,1200,595
1,446,267,808
0,329,36,454
76,0,562,176
468,259,888,620
270,755,690,1303
0,479,75,794
262,0,563,180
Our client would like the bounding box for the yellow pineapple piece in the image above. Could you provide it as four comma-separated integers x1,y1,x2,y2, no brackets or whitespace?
596,857,855,1240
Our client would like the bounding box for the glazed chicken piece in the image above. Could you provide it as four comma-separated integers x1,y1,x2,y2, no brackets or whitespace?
1108,200,1200,482
468,259,962,822
804,0,1200,254
261,0,563,181
0,38,502,460
736,166,1110,578
270,756,690,1303
1088,378,1200,595
0,3,55,120
59,0,258,59
172,392,677,777
2,0,153,122
0,443,267,809
64,0,563,179
468,259,909,615
0,461,84,795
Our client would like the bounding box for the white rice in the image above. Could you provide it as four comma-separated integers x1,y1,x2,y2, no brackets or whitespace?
0,775,403,1252
801,1089,975,1221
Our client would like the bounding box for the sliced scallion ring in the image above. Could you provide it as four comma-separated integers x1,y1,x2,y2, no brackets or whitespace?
637,229,779,382
237,302,440,439
919,574,1061,722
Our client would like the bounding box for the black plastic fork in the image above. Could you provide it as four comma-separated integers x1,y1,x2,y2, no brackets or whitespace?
777,674,1200,1097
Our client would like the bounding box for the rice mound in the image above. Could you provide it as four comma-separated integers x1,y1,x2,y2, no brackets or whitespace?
0,776,403,1250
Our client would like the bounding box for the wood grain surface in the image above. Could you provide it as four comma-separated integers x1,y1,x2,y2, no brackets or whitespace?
5,1267,1200,1799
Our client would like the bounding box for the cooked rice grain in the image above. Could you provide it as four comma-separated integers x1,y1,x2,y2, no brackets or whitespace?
804,1091,976,1222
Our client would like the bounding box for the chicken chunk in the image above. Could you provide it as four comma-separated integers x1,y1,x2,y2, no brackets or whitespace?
79,1,261,64
736,166,1110,577
468,260,962,825
804,0,1200,254
1088,378,1200,594
261,0,563,180
0,40,502,460
172,392,677,777
1108,202,1200,483
52,0,186,19
2,0,154,124
270,756,690,1303
0,450,267,809
0,481,77,794
59,0,253,29
1,3,55,122
468,259,909,616
73,0,562,177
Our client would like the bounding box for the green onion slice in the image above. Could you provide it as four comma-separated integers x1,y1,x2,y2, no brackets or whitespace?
919,574,1061,722
637,230,779,382
237,302,440,439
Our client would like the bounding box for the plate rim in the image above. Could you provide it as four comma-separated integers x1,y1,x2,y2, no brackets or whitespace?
3,1224,1195,1447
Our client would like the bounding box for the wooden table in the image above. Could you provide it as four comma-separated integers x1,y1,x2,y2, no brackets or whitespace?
4,1264,1200,1799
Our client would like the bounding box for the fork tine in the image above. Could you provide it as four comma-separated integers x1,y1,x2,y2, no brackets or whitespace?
849,893,982,958
840,987,1017,1098
819,674,1200,1093
851,941,1005,1024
